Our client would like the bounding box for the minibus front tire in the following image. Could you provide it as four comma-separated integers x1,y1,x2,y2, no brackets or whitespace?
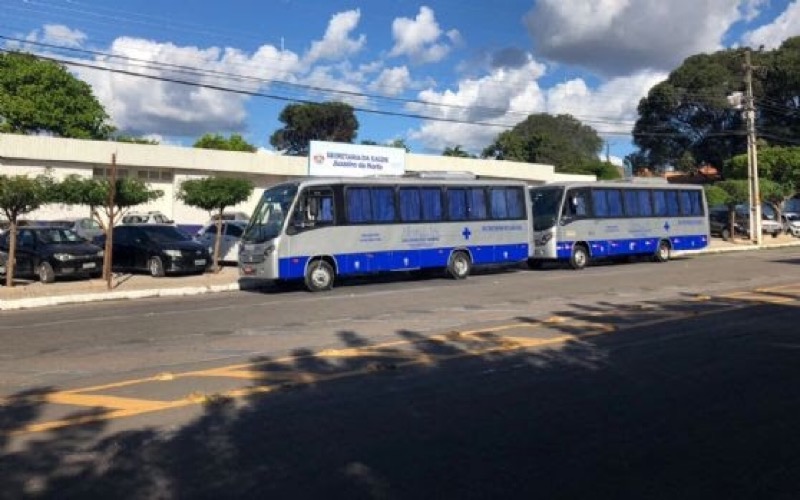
569,244,589,270
305,260,334,292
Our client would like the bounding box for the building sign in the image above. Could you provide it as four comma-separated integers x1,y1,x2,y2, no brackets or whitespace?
308,141,405,177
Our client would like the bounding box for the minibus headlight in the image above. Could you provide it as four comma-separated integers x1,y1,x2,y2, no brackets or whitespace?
539,233,552,245
264,244,275,256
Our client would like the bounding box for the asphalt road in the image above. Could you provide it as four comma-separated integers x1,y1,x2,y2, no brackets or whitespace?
2,248,800,498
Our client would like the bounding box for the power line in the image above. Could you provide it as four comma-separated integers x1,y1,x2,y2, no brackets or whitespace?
0,36,644,130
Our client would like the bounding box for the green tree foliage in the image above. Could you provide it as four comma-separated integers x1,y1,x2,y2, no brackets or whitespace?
728,146,800,188
176,177,254,272
113,135,160,145
269,102,358,156
575,160,622,180
52,174,163,287
0,174,52,286
632,37,800,171
442,145,475,158
481,113,603,172
728,145,800,215
0,52,114,139
388,138,410,152
193,133,256,152
704,184,729,208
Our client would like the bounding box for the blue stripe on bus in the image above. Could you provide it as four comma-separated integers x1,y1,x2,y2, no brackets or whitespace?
555,235,708,259
279,243,530,279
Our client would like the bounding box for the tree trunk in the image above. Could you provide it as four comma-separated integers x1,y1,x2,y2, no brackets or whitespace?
5,220,18,287
213,210,223,273
104,207,115,290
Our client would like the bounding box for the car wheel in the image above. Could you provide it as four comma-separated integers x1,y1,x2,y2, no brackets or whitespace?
569,244,589,270
149,256,165,277
722,228,731,241
653,239,671,263
38,262,55,284
447,251,472,279
305,260,334,292
771,231,779,238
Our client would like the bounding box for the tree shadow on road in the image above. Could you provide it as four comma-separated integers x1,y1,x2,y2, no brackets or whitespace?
3,295,800,499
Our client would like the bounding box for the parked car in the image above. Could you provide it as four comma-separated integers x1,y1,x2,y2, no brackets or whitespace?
101,224,210,277
708,209,748,240
42,218,104,242
209,211,250,223
709,206,782,239
194,220,248,263
0,226,104,283
121,211,173,225
782,212,800,237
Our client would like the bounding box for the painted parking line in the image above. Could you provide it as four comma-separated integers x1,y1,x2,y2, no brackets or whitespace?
6,283,800,436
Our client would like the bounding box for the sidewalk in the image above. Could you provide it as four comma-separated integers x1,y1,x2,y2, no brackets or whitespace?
2,236,799,311
0,266,241,311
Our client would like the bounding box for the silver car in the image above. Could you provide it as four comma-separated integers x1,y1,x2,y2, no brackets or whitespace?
194,220,248,263
782,212,800,237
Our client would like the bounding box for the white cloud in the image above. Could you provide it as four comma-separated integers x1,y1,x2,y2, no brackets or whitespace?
545,70,667,136
408,56,548,153
741,0,769,21
742,1,800,49
78,37,302,137
524,0,746,75
389,7,460,64
408,50,665,155
304,9,366,64
41,24,87,48
368,66,412,96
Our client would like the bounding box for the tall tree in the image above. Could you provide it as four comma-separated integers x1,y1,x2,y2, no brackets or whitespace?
443,145,474,158
482,113,603,172
0,52,114,139
269,102,358,156
632,37,800,171
0,174,52,286
193,133,256,152
176,177,254,272
388,138,410,152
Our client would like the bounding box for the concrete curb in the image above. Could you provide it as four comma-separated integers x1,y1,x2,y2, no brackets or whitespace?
2,240,798,311
1,282,241,311
674,239,800,257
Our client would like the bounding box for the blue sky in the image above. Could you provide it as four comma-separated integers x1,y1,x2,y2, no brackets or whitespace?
2,0,799,164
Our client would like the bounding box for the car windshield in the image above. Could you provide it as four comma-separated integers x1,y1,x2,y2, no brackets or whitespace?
140,225,192,243
37,228,84,244
785,214,799,221
530,187,564,231
242,183,298,243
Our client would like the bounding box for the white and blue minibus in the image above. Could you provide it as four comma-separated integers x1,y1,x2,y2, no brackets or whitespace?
528,179,709,269
239,174,532,291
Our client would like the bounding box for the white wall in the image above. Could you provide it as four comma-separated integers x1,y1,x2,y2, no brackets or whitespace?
1,133,595,224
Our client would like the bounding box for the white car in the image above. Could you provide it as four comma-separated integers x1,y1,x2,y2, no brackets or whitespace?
121,211,173,225
782,212,800,237
195,220,248,263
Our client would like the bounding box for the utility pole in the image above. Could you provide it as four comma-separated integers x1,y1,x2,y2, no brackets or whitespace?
744,49,762,245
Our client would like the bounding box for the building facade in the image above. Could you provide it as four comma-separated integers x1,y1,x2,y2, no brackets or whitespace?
0,133,595,224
